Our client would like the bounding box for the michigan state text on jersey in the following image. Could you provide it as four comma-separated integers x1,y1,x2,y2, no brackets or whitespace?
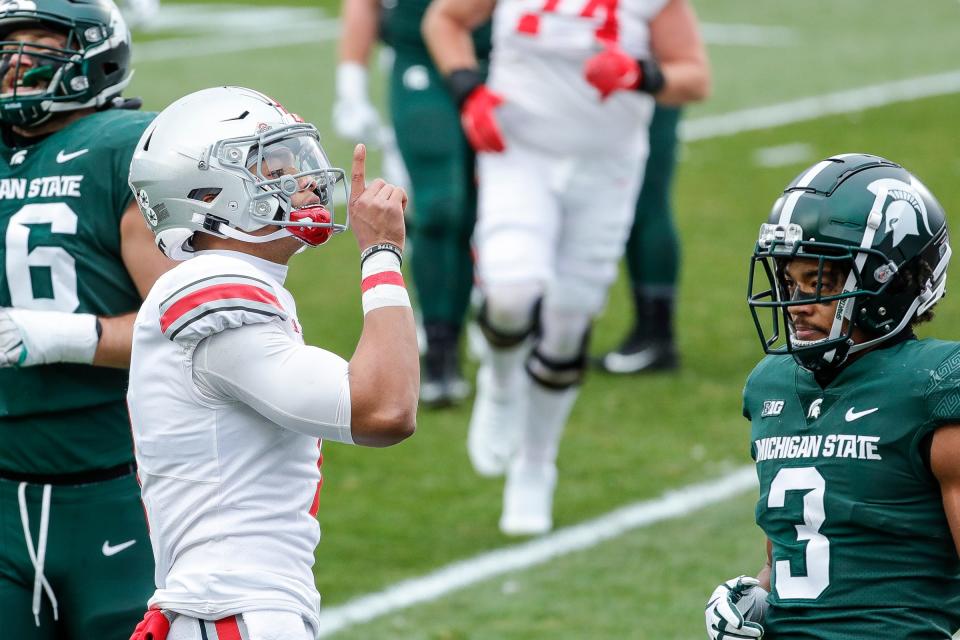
706,154,960,640
0,108,154,472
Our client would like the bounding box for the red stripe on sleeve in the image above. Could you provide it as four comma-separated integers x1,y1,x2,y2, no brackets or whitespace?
160,284,283,333
309,445,323,517
214,616,242,640
361,271,405,293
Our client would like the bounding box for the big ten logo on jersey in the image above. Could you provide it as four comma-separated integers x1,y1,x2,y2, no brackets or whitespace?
761,400,785,417
0,176,83,200
514,0,621,47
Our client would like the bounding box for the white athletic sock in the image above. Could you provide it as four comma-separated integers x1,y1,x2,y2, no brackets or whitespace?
518,382,580,466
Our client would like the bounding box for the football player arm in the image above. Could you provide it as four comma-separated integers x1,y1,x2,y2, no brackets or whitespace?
759,539,773,591
334,0,383,141
193,322,355,444
929,423,960,555
339,0,379,65
344,143,418,446
422,0,494,76
648,0,711,105
92,200,176,368
0,202,173,369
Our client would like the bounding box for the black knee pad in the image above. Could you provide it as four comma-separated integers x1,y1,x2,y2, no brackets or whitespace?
525,330,591,390
476,299,540,349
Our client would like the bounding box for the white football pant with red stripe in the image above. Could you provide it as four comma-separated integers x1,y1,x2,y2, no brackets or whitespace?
167,611,311,640
129,250,355,636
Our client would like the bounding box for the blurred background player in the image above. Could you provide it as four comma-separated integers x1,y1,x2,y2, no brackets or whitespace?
424,0,709,534
127,87,418,640
596,104,683,374
117,0,158,30
333,0,492,407
707,154,960,639
0,0,172,637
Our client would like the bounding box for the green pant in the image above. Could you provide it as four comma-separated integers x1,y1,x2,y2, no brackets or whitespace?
625,105,683,291
390,49,477,329
0,473,155,639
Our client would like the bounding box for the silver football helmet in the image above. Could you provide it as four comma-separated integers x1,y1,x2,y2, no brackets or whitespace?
128,86,348,260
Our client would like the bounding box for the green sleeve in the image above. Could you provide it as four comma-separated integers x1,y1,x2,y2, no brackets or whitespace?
924,347,960,425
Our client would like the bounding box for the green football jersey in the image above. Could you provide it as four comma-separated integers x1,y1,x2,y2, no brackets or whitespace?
380,0,492,60
0,108,155,475
743,338,960,639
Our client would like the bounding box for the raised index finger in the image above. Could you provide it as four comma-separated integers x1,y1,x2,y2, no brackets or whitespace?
350,143,366,200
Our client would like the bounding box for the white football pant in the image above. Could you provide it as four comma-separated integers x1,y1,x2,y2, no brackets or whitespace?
167,611,312,640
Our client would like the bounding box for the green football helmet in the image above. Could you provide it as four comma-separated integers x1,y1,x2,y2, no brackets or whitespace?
748,153,951,371
0,0,131,128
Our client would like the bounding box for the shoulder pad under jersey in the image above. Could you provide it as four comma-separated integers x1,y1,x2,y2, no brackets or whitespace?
158,271,289,345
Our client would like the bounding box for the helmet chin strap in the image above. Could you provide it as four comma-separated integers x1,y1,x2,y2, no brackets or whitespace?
216,224,295,244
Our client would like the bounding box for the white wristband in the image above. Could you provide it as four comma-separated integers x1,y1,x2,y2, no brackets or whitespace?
5,309,100,366
361,251,410,315
336,62,370,102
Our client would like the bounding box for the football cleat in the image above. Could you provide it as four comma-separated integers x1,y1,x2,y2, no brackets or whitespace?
419,349,470,408
596,336,678,374
467,363,526,476
420,323,470,408
499,460,557,536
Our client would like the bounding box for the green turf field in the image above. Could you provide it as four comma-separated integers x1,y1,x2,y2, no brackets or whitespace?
124,1,960,637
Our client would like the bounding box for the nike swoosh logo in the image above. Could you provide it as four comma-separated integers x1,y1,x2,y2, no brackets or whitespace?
845,407,879,422
102,539,137,556
56,149,89,163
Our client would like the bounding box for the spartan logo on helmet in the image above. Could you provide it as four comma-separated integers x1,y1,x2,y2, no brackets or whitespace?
868,178,933,248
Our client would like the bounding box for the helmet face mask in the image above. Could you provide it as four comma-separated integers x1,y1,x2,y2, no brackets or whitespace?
0,0,131,127
747,154,952,372
217,124,344,228
750,235,878,371
129,86,349,260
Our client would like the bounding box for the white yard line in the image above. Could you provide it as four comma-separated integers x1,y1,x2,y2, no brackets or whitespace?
133,21,341,63
314,466,757,637
754,142,815,168
681,70,960,141
699,22,797,47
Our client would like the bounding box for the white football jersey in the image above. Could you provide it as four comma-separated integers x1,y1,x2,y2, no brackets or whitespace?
128,250,350,635
488,0,668,153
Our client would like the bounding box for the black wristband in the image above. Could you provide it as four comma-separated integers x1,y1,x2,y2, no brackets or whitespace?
446,68,485,109
360,242,403,268
95,318,103,339
636,58,665,95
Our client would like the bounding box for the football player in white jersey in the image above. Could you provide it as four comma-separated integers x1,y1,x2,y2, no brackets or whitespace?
125,86,418,640
424,0,710,535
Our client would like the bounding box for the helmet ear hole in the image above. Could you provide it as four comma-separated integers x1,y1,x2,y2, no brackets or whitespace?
187,188,222,204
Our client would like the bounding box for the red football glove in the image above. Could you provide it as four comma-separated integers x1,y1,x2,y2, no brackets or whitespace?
130,609,171,640
584,45,641,100
460,85,506,153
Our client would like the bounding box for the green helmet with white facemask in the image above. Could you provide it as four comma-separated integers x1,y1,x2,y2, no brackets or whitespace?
0,0,131,128
748,153,951,372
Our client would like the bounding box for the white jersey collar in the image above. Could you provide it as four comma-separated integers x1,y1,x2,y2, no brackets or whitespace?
195,250,289,285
